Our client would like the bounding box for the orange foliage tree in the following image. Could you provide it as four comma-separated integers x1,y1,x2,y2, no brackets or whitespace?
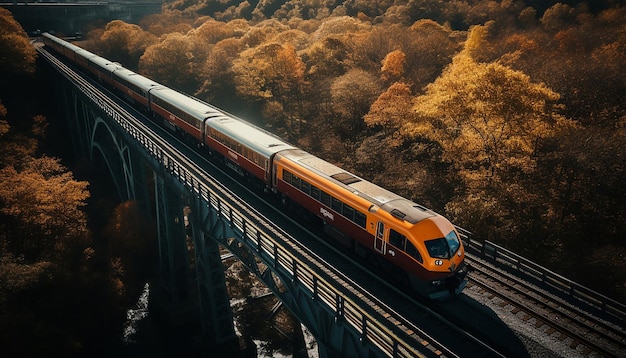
231,41,306,131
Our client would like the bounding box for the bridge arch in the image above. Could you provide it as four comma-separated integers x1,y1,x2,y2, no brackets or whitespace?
90,116,135,202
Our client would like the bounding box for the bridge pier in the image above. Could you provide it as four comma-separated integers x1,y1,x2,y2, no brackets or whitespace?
185,187,240,354
142,153,241,354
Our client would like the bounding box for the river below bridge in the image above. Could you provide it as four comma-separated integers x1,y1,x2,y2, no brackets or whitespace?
114,274,318,357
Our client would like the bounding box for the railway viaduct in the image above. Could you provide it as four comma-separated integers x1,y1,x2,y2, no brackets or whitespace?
35,42,479,358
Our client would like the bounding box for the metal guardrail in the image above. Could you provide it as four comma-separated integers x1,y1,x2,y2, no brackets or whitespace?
457,226,626,323
39,46,446,358
218,198,429,358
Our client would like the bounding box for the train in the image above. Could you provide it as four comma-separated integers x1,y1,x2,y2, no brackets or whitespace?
42,32,468,299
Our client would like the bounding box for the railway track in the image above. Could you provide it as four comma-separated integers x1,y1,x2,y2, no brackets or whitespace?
465,255,626,357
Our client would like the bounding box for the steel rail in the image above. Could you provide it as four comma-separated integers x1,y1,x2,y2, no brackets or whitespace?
466,256,625,358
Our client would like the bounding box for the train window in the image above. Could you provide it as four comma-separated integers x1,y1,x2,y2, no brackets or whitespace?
320,191,331,206
331,197,343,213
355,212,366,228
445,230,461,255
301,181,311,195
343,204,355,221
283,170,293,184
281,168,366,230
405,241,423,263
389,229,405,249
425,238,450,259
310,185,320,201
184,112,201,129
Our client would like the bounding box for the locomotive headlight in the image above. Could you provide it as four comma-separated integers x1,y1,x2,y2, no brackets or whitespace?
434,259,443,266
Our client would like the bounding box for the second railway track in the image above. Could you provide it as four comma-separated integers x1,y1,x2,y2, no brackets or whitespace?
464,254,626,357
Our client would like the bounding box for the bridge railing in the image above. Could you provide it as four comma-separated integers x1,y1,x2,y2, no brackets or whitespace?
40,47,446,358
191,175,432,358
457,226,626,322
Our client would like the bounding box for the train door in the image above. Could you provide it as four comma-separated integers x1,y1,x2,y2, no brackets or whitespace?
374,221,386,254
271,162,278,188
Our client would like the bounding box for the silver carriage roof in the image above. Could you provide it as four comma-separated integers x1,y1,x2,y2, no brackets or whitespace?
150,87,224,119
278,149,436,224
88,54,121,73
59,38,83,53
206,115,296,158
112,68,162,90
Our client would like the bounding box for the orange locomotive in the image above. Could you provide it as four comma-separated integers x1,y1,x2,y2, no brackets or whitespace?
274,149,467,299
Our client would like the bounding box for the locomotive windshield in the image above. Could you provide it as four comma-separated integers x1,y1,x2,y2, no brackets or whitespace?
425,231,461,259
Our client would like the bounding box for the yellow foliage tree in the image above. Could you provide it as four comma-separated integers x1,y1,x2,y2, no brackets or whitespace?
0,157,89,260
139,32,207,93
192,19,246,44
408,25,572,188
98,20,157,69
0,8,36,76
196,38,242,101
232,42,305,104
231,41,306,130
303,36,350,79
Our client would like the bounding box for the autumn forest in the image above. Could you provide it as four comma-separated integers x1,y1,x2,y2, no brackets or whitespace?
1,0,625,356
